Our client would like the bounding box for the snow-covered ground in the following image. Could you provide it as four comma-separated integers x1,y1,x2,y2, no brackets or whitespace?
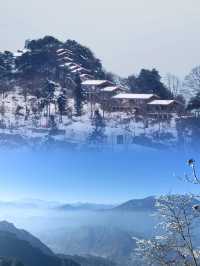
0,88,187,151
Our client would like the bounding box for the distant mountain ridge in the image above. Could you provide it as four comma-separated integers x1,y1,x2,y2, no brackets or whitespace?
1,196,198,213
0,199,114,211
0,196,165,212
56,203,115,211
111,196,200,212
112,196,157,212
54,197,158,212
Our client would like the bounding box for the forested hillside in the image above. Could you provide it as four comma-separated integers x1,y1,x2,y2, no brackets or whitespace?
0,36,199,150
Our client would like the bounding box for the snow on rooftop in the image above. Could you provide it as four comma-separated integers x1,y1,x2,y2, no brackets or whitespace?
69,65,80,70
57,48,65,53
80,74,94,80
148,100,176,105
101,86,120,92
70,68,84,74
112,93,156,100
76,67,84,71
64,63,74,67
57,48,73,55
80,74,89,77
76,67,90,73
64,49,73,54
64,57,73,62
57,51,67,56
81,80,111,86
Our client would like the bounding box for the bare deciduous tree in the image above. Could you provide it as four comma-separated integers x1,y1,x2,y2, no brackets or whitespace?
184,66,200,99
134,161,200,266
165,73,182,98
135,195,200,266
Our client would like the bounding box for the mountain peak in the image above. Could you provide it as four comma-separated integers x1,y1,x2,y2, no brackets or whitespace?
113,196,157,212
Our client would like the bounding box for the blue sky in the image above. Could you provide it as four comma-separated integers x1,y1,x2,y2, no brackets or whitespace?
0,148,199,204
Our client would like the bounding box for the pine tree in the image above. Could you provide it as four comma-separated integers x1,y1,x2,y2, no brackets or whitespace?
127,69,173,99
57,94,67,122
43,80,56,116
88,110,106,144
74,74,84,116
